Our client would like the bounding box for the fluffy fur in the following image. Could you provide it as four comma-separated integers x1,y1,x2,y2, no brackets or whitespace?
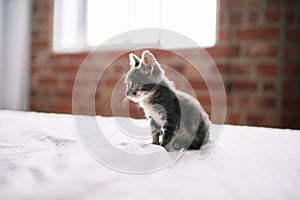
125,50,210,151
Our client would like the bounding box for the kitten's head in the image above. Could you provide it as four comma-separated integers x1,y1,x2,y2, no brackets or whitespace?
125,50,164,102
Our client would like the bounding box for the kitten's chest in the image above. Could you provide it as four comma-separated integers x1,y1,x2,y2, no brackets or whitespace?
139,102,166,127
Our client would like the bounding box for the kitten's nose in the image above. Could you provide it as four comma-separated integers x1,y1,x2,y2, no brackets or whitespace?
126,90,136,96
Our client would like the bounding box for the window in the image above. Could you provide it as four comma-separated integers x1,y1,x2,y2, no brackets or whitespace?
53,0,217,52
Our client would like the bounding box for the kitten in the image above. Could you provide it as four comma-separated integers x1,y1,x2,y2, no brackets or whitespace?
125,50,210,151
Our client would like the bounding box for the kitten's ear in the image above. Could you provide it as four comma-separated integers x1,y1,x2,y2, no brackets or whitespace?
141,50,157,65
129,53,140,67
140,50,164,76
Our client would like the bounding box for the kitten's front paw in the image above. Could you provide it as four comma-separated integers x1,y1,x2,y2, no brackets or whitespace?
161,142,172,152
152,140,160,145
152,135,160,145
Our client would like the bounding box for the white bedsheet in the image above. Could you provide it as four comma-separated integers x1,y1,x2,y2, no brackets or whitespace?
0,110,300,200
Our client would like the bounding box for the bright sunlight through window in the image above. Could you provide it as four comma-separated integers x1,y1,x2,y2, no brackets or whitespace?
53,0,217,52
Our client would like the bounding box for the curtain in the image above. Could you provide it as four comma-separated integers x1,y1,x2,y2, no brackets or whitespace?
0,0,31,110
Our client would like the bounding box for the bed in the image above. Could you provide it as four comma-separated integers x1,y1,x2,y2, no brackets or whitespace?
1,110,300,200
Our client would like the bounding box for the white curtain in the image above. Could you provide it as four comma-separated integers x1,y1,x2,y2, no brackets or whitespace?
0,0,31,110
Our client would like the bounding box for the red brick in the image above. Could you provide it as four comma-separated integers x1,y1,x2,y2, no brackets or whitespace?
282,114,300,129
31,65,46,73
226,96,233,107
235,0,247,7
247,113,277,127
231,62,251,75
282,80,296,92
171,65,185,73
239,96,251,107
285,12,295,24
284,47,291,59
263,82,277,92
129,106,144,119
247,113,264,125
197,96,211,107
220,0,244,8
32,40,48,48
266,0,280,5
254,97,276,109
39,78,58,85
219,12,227,25
237,28,279,40
32,2,39,12
51,103,72,113
218,29,231,41
265,10,280,23
189,80,207,90
183,65,199,77
256,63,278,76
230,12,242,24
247,113,278,127
231,81,257,91
286,0,297,6
246,43,277,57
215,63,230,74
30,101,48,111
53,65,78,73
285,30,300,42
105,78,118,87
246,0,261,7
42,2,50,11
98,90,112,101
64,78,75,87
264,115,279,127
57,91,73,99
220,0,229,8
227,112,242,124
284,64,300,75
95,106,105,115
248,12,258,23
206,46,240,57
282,97,300,109
50,52,89,60
222,0,260,7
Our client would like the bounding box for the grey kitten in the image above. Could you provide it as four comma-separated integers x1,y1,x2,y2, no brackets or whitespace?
125,50,210,151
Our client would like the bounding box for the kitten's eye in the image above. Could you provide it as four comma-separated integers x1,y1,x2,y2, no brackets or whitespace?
131,82,137,88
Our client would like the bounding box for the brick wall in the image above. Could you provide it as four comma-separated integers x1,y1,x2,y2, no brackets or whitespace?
31,0,300,128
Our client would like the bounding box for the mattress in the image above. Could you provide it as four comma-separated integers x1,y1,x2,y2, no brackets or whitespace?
0,110,300,200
